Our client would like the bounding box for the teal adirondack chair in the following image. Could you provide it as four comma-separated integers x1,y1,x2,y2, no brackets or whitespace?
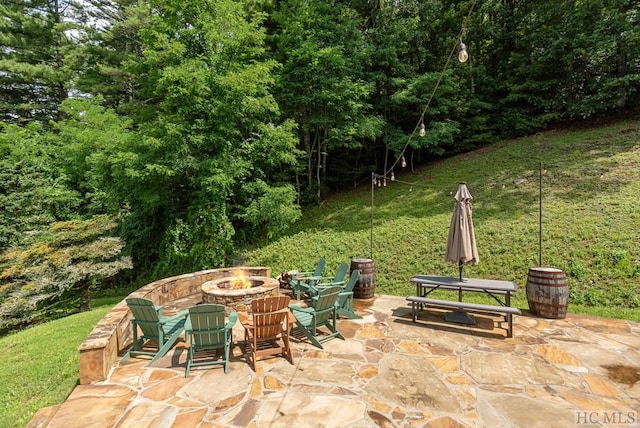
307,262,349,297
185,304,237,376
122,297,188,364
290,257,327,300
335,270,362,319
289,286,344,349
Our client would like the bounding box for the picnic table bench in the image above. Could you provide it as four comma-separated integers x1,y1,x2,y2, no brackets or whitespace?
407,275,522,338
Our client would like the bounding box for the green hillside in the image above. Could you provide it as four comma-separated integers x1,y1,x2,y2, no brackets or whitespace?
243,119,640,320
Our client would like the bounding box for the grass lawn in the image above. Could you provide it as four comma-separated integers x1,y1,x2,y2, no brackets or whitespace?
0,301,116,428
243,118,640,319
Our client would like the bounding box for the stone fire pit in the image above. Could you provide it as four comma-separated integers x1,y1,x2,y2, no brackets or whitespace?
202,272,279,314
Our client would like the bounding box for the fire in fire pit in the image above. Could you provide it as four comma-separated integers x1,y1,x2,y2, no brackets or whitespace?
201,268,279,314
221,269,255,290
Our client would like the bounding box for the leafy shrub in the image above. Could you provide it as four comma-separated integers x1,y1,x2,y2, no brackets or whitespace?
0,215,132,334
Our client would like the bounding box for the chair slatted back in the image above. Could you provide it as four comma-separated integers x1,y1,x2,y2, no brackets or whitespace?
312,286,342,325
252,296,290,341
313,258,327,277
252,295,290,313
188,304,227,348
331,262,349,284
343,270,359,293
253,309,288,340
337,270,359,306
126,297,162,339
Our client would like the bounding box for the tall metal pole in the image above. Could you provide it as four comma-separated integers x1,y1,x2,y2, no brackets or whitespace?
539,162,543,267
370,172,374,259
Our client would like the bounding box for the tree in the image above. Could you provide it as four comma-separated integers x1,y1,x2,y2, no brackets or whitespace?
477,0,640,136
66,0,144,110
0,121,80,250
562,0,640,118
0,0,83,124
0,215,132,333
99,0,302,276
271,0,383,200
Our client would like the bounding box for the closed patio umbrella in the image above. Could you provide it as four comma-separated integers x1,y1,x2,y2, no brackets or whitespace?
445,182,479,282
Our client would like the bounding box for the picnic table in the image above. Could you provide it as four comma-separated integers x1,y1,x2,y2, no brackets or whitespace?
407,275,521,338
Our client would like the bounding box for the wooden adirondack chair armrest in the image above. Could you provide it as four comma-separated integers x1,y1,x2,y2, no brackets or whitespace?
285,309,296,328
238,311,250,325
226,312,238,329
338,291,353,298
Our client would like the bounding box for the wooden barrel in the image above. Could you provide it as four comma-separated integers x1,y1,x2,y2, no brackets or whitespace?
350,258,376,299
525,267,569,319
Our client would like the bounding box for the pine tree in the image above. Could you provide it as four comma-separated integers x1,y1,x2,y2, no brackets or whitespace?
0,0,80,124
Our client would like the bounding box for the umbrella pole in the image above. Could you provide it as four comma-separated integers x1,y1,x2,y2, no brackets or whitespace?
448,259,476,325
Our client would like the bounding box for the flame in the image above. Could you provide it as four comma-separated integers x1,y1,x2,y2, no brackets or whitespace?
230,269,251,289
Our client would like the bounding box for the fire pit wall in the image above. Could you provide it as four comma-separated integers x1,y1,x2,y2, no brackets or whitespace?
78,266,272,385
202,275,279,315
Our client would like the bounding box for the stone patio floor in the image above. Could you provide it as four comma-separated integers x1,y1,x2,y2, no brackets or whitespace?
28,294,640,428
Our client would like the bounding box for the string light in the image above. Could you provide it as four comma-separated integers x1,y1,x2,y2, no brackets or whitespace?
458,40,468,63
368,0,477,261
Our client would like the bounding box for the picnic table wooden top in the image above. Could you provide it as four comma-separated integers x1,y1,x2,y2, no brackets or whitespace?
410,275,518,293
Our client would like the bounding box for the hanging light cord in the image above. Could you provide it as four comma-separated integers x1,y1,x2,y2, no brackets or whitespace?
381,0,477,180
368,1,477,259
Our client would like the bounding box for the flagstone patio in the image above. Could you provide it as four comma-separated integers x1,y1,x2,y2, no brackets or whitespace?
28,294,640,427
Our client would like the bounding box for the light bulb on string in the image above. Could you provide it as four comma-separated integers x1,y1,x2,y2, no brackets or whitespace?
390,171,395,181
401,155,407,168
458,40,469,63
419,120,426,137
383,178,387,187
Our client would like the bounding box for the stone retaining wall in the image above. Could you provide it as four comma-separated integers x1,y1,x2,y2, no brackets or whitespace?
77,266,271,385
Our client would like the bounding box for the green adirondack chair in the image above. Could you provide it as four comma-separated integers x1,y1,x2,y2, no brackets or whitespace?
122,297,189,364
335,269,362,319
185,304,237,376
288,286,345,349
307,262,349,297
290,257,327,300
